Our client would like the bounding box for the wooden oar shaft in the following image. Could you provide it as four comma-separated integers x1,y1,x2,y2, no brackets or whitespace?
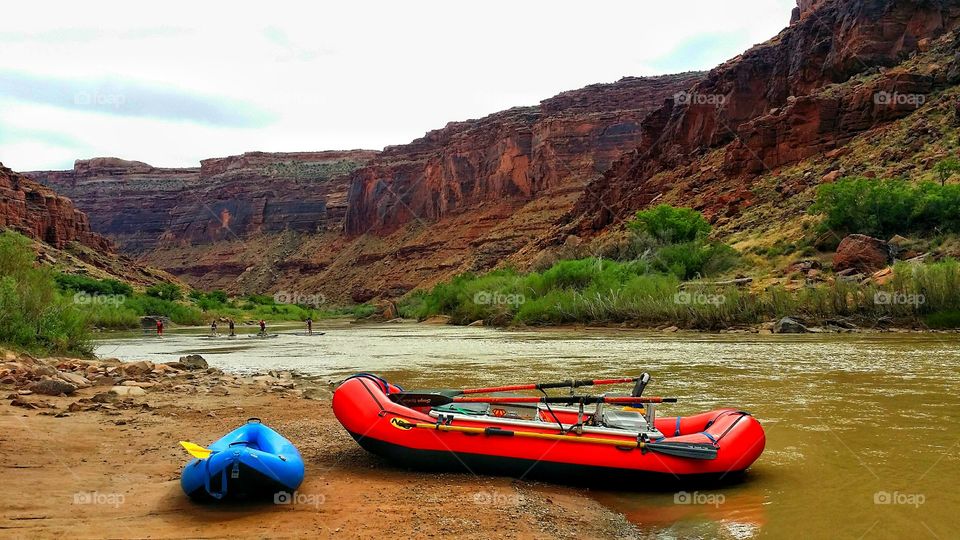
460,377,639,395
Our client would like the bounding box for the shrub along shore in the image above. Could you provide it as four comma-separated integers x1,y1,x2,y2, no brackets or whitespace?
401,258,960,331
402,198,960,331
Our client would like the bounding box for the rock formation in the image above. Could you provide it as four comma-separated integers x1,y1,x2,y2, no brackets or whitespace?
0,163,111,251
833,234,893,274
570,0,960,232
344,73,704,236
29,151,378,254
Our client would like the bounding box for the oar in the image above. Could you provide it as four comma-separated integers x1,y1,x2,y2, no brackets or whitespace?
393,420,717,460
389,393,677,408
179,441,213,459
459,376,645,395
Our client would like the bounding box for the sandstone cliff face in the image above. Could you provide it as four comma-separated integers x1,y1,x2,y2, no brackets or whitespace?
344,73,704,236
572,0,960,231
29,74,703,298
0,163,111,251
29,151,378,253
28,159,200,254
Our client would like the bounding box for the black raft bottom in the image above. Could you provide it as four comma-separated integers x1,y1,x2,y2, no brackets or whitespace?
186,463,294,503
349,431,746,491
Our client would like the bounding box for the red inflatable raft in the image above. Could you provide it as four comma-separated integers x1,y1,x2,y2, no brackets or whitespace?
332,374,765,486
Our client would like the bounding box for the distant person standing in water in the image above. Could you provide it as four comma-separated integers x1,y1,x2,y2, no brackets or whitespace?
259,319,266,335
228,319,236,336
156,319,164,336
210,320,218,336
305,317,313,335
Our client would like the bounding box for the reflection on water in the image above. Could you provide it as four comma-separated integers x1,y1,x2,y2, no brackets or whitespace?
95,322,960,538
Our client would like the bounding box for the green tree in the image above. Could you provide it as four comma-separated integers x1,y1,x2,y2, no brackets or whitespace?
146,283,182,301
934,158,960,186
628,205,711,244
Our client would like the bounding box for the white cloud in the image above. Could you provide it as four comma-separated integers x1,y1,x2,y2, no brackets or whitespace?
0,0,796,170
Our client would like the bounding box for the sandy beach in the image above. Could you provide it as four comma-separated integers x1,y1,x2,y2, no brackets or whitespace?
0,353,636,539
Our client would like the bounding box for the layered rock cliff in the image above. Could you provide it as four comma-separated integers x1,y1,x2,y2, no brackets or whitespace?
568,0,960,232
29,151,378,254
345,73,704,236
0,163,110,251
0,163,179,286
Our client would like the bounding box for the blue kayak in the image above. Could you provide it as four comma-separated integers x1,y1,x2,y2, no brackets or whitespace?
181,418,304,501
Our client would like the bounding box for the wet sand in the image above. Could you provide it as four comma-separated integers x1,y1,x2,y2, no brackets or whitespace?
0,360,636,539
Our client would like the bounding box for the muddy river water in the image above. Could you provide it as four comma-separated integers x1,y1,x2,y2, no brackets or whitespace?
95,322,960,538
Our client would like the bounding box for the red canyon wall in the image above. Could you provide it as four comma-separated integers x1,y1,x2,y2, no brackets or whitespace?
0,163,111,251
29,151,378,254
570,0,960,232
344,73,704,236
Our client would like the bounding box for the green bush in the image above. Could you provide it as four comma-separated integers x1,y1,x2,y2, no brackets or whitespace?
146,283,182,301
925,310,960,329
811,177,960,237
628,204,711,244
653,241,738,280
246,294,276,305
55,274,133,296
125,295,203,325
0,232,91,355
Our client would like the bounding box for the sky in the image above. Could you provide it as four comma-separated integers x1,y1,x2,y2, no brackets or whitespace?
0,0,796,171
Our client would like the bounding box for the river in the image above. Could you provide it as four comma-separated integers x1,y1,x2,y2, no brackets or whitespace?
95,321,960,539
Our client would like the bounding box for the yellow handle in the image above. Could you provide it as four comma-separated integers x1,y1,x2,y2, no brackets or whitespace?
179,441,213,459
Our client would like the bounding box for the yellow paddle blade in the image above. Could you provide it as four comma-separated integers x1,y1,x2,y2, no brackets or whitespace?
179,441,212,459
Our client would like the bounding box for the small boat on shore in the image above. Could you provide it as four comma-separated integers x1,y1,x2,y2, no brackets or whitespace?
332,374,765,486
180,419,304,501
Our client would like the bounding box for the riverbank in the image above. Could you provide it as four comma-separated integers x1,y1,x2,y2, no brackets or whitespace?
0,352,636,539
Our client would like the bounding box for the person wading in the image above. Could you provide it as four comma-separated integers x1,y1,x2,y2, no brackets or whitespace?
305,317,313,335
156,319,164,336
259,319,267,336
228,319,236,337
210,320,218,336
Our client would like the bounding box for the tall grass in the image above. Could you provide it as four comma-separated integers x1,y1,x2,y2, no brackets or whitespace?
404,258,960,329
